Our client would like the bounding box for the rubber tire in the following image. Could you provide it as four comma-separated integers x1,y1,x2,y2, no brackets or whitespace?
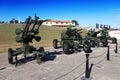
63,42,70,54
90,40,96,47
37,47,45,63
38,47,44,53
53,39,58,49
8,48,13,64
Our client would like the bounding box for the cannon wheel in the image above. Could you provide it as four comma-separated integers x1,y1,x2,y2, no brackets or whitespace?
102,39,108,47
112,38,117,43
37,47,45,63
90,40,96,47
38,47,44,53
63,42,70,54
8,48,13,64
83,41,91,53
53,39,58,49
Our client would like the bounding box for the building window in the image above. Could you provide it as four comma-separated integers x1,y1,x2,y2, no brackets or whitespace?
61,22,63,24
56,22,58,24
46,22,48,24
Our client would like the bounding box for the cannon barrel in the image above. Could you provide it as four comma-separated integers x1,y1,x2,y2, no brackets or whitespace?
22,16,31,38
31,14,39,32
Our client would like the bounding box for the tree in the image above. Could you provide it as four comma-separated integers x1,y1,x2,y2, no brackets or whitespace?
45,19,51,21
72,20,79,26
0,21,6,24
15,20,18,23
9,18,18,24
9,18,15,23
2,21,5,23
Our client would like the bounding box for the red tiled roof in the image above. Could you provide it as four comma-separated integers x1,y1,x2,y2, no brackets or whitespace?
45,20,71,23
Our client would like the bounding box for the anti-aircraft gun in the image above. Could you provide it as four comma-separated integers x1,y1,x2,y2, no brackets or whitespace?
86,30,108,47
8,14,45,64
100,27,117,44
53,26,92,54
86,27,117,47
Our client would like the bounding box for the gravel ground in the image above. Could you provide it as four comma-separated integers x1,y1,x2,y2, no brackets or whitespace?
0,40,120,80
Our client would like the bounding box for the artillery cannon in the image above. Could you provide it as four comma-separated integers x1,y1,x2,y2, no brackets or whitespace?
100,28,117,44
86,27,117,47
86,30,108,47
8,14,45,64
53,26,92,54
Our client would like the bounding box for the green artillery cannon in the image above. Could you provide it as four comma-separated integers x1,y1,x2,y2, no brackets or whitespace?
100,27,117,44
86,27,117,47
86,30,108,47
8,15,45,64
53,26,92,54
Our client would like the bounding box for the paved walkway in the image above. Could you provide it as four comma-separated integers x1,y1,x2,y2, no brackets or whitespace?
0,40,120,80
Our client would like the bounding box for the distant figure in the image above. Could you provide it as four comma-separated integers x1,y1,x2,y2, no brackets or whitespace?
67,25,72,29
66,25,72,36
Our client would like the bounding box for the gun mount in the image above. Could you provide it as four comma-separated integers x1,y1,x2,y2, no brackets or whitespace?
53,27,92,54
8,14,45,64
100,28,117,44
86,27,117,47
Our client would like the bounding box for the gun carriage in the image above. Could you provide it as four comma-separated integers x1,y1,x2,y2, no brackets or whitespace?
8,15,45,64
53,26,92,54
86,28,117,47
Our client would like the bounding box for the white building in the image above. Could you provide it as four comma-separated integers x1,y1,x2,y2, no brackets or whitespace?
109,30,120,39
42,20,75,27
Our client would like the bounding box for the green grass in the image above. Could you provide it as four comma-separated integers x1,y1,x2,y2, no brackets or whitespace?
0,24,87,53
0,24,65,53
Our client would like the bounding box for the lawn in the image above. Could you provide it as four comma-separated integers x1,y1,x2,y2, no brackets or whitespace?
0,24,87,53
